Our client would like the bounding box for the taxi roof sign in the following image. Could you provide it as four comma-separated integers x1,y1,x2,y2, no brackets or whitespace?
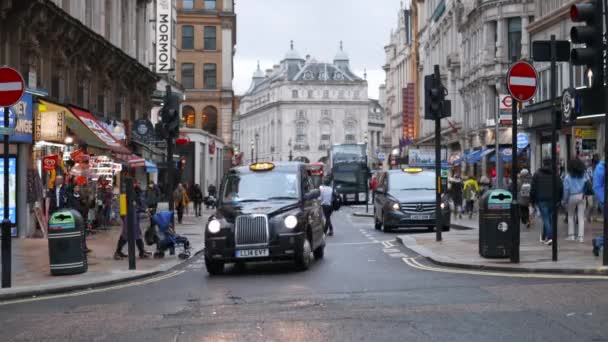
403,168,423,173
250,162,275,172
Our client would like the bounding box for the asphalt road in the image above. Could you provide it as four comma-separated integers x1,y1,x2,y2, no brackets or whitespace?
1,207,608,341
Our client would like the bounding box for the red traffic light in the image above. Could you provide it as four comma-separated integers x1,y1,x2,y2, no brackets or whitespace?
570,3,596,22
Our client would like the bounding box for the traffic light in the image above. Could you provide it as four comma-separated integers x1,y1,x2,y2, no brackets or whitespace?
160,93,181,139
424,74,451,120
570,0,604,88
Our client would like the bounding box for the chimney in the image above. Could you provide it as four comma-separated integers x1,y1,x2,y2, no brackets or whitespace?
265,68,273,77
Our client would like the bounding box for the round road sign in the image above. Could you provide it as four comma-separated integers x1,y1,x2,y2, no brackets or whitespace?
506,61,538,102
0,67,25,108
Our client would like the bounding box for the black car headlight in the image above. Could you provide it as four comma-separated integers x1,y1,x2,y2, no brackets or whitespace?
207,219,221,234
284,215,298,229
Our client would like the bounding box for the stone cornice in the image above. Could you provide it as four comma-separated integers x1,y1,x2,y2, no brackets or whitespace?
527,0,577,34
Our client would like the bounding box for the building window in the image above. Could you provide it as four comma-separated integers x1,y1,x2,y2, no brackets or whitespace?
51,75,60,99
321,110,330,117
204,26,217,50
345,134,356,144
323,90,329,98
115,99,122,119
338,90,345,99
204,0,216,9
203,63,217,89
292,90,298,98
97,93,105,113
307,90,313,99
181,63,194,89
182,25,194,49
507,17,522,61
296,122,306,143
297,110,306,120
182,0,193,9
182,105,195,128
203,106,218,135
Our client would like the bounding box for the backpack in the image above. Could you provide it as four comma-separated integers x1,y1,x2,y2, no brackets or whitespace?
519,182,531,199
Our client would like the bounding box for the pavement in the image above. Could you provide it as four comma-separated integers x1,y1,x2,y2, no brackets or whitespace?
396,212,608,275
0,204,209,300
1,207,608,341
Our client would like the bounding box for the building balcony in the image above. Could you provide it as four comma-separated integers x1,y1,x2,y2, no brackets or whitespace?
294,144,310,151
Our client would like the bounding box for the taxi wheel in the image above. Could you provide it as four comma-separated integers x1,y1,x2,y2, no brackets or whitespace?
295,236,313,271
205,257,224,276
313,235,325,259
374,218,382,230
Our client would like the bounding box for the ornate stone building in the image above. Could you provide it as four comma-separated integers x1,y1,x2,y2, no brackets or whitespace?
237,42,369,164
0,0,158,120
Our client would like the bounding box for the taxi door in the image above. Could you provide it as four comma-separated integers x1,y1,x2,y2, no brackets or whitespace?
301,170,323,248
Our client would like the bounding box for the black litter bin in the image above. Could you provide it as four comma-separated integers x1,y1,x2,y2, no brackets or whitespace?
479,190,513,258
48,209,88,275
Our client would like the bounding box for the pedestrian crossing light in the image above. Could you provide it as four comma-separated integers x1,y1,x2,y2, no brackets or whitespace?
570,0,604,89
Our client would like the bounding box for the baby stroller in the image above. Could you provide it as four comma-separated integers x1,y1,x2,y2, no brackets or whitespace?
204,195,216,209
146,210,191,260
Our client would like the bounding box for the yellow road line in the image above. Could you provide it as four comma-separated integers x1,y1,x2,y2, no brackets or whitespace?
0,270,185,306
401,257,608,280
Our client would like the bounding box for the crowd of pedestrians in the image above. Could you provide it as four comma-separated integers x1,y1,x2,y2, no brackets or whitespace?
447,154,603,250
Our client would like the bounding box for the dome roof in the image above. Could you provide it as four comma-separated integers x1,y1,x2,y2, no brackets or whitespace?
252,61,264,78
284,40,303,60
334,41,349,61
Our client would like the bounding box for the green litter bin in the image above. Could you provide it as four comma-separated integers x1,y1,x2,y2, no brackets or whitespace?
479,190,513,258
48,209,88,275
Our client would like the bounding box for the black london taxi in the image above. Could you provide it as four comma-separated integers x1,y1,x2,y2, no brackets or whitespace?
373,168,450,233
204,162,326,275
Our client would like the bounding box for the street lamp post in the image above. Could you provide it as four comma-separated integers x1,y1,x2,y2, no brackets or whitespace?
364,132,369,213
250,138,254,164
255,132,259,163
288,139,293,161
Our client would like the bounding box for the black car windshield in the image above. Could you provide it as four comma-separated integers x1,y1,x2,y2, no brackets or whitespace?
389,172,435,191
222,171,300,202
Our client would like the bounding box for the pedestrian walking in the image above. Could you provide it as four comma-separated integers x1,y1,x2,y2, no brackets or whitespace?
114,186,151,260
191,184,204,217
173,183,189,224
45,175,69,219
68,184,92,253
562,159,588,242
531,158,563,245
146,181,160,216
518,169,533,229
449,173,464,219
592,158,605,256
319,177,334,236
463,175,479,219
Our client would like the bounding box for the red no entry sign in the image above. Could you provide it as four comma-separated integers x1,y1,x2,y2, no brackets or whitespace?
506,61,538,102
0,67,25,108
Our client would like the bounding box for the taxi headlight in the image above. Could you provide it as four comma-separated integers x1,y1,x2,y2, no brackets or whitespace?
392,203,400,211
440,202,446,209
284,215,298,229
207,219,221,234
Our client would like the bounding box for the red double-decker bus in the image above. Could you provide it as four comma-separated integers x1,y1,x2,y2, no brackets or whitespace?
306,163,325,188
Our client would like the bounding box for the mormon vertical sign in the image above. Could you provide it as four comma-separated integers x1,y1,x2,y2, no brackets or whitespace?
156,0,172,74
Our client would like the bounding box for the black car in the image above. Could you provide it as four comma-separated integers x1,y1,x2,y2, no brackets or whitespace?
204,162,326,275
373,168,451,232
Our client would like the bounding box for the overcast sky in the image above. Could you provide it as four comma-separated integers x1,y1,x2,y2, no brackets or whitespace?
234,0,403,99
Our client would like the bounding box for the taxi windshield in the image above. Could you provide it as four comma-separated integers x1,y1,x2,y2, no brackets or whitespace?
222,171,300,202
389,172,435,191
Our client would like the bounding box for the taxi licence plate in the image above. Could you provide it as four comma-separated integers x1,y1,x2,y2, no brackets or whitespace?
346,194,356,201
410,215,431,220
236,249,269,258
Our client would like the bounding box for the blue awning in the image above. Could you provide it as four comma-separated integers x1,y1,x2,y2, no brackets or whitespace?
146,160,158,173
467,148,495,164
489,148,525,163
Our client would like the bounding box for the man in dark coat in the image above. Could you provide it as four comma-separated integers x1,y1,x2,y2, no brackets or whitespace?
46,175,69,218
531,158,563,245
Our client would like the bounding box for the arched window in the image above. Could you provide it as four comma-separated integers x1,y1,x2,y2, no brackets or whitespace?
202,106,218,135
182,105,195,128
296,121,306,143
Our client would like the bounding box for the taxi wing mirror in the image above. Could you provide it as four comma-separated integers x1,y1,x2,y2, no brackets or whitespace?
304,189,320,200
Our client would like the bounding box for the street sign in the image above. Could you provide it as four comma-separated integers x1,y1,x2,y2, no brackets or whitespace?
0,68,25,108
561,87,578,126
506,61,538,102
377,152,386,161
516,133,529,149
0,127,14,136
532,40,571,62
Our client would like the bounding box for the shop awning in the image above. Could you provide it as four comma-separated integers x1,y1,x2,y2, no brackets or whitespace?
146,160,158,173
69,106,131,155
489,148,525,163
38,100,109,150
468,148,495,164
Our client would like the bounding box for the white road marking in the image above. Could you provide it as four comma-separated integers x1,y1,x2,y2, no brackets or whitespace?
389,253,408,258
382,248,400,253
401,257,608,280
0,270,185,306
326,241,381,246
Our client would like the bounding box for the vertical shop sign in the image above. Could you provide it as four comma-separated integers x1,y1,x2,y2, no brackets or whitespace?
0,92,33,143
0,157,17,236
156,0,173,74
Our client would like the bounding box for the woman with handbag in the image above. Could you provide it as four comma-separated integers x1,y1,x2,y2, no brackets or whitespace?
562,159,589,242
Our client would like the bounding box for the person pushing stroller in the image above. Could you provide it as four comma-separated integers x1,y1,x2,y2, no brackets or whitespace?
146,210,191,259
